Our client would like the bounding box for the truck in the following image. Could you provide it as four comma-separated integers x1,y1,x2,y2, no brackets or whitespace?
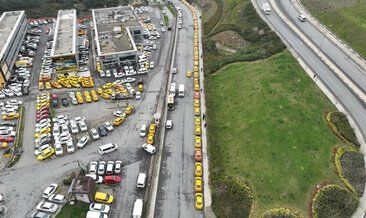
132,199,143,218
262,3,271,15
167,94,175,110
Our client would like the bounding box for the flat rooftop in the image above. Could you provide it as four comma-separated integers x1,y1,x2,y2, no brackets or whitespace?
0,11,25,60
51,9,76,57
92,6,141,56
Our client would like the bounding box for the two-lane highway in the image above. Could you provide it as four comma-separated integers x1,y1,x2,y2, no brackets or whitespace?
252,0,366,139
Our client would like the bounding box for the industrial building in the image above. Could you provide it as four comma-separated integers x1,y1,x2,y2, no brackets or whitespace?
51,9,78,73
0,11,27,87
92,6,143,70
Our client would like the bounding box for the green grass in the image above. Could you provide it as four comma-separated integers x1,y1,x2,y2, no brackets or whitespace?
167,4,176,17
303,1,366,58
206,51,340,216
56,202,89,218
164,15,169,27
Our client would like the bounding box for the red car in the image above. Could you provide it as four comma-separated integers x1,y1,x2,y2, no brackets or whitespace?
37,106,49,113
103,175,122,184
194,148,202,162
0,136,14,142
36,113,49,122
36,110,49,119
51,94,58,100
194,92,200,99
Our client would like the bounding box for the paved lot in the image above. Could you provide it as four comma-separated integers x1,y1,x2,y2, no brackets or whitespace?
154,1,202,217
0,6,175,218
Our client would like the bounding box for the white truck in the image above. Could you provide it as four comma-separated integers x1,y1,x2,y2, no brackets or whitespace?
262,3,271,15
133,199,143,218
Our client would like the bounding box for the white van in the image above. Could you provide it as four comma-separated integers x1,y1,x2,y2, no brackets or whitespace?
86,211,108,218
140,124,147,137
170,83,176,96
98,143,118,155
178,84,184,97
133,199,143,218
136,173,146,188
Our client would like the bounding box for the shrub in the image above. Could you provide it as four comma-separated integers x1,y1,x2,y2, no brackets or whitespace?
211,177,253,218
262,207,303,218
312,184,358,218
327,111,360,147
63,172,76,185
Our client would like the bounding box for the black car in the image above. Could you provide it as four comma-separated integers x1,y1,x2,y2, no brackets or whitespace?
52,99,59,107
0,121,16,127
22,86,29,95
61,98,69,107
98,126,108,137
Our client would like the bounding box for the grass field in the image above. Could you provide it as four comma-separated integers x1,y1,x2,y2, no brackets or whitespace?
56,202,89,218
206,51,340,216
302,0,366,58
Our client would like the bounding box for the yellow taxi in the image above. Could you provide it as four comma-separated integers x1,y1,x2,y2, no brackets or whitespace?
103,83,114,89
194,136,201,148
195,163,203,177
70,80,81,88
83,91,92,103
51,81,62,89
36,102,49,110
75,92,84,104
125,105,134,115
95,192,114,204
194,117,201,126
138,83,144,92
194,66,199,72
97,88,104,95
194,107,200,116
91,90,99,101
38,81,45,90
194,84,200,92
104,89,113,95
3,113,20,120
36,147,55,161
194,177,203,192
194,99,200,107
101,93,111,100
195,193,204,210
194,71,199,78
0,142,8,149
195,125,201,136
186,71,192,78
34,128,51,138
146,133,155,144
149,124,156,134
194,78,199,85
113,117,124,126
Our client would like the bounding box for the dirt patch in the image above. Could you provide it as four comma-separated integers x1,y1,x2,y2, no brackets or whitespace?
212,30,249,49
215,42,237,54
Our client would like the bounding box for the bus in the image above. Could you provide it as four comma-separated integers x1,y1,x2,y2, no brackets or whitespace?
167,94,175,110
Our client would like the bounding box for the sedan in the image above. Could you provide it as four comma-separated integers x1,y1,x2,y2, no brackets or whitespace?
89,203,110,213
36,201,58,213
98,161,106,175
30,211,51,218
103,122,113,132
85,174,103,184
114,160,122,174
89,161,98,174
103,175,122,184
98,126,108,137
90,128,99,140
113,110,125,118
79,121,88,132
195,163,203,177
34,144,51,156
61,98,69,106
43,183,59,198
77,135,89,148
48,194,65,204
194,148,202,162
195,193,204,210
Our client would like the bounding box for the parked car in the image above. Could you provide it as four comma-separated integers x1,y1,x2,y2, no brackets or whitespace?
48,194,65,204
98,161,106,175
98,126,108,137
89,161,98,174
36,201,58,213
103,175,122,184
90,128,99,140
89,203,110,213
114,160,122,174
77,135,89,148
43,183,59,198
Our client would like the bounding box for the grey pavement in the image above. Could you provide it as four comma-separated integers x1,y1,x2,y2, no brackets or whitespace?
0,6,174,218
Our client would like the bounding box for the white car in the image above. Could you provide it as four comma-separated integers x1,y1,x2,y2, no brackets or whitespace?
298,14,306,22
113,110,125,118
98,161,106,175
70,122,79,134
85,174,103,183
79,121,88,132
150,62,154,69
36,201,58,213
142,143,156,154
103,122,113,132
136,91,141,100
35,123,51,133
89,161,98,174
166,120,173,129
89,203,111,213
54,143,63,156
114,160,122,174
90,128,99,140
43,183,59,198
161,27,166,32
48,194,65,204
66,140,75,153
77,135,89,148
36,119,51,128
34,144,51,156
123,77,136,83
6,99,22,106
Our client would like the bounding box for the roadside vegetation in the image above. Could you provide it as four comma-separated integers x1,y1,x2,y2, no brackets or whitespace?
56,202,89,218
326,111,360,147
205,51,341,216
0,0,127,17
301,0,366,58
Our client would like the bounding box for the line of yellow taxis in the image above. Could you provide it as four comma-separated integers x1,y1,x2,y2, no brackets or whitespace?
181,0,204,211
38,75,94,90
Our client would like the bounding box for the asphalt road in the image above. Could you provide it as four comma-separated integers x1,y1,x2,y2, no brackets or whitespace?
0,6,174,218
253,0,366,139
154,1,202,217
